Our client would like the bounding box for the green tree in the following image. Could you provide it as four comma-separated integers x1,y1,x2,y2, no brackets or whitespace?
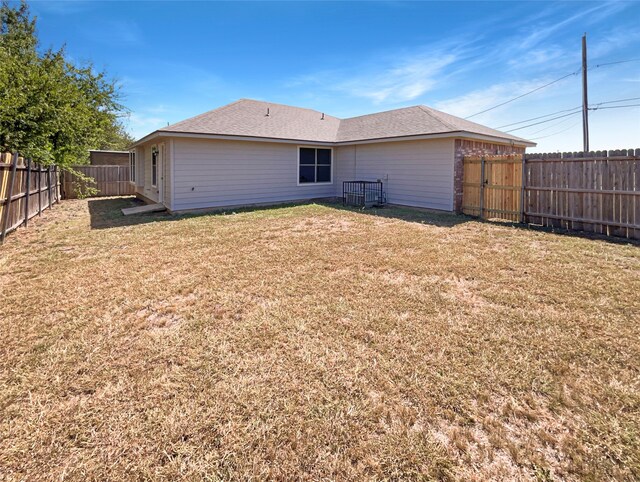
0,0,131,167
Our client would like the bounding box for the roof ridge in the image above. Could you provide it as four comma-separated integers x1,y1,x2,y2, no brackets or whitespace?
237,98,340,118
161,99,245,131
343,105,422,122
417,105,457,131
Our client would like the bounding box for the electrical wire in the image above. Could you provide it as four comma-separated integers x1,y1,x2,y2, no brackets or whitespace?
527,120,583,140
589,104,640,110
466,57,639,121
590,97,640,106
591,58,640,69
505,111,582,133
526,112,583,136
494,98,639,132
525,101,640,141
464,68,581,119
495,106,582,129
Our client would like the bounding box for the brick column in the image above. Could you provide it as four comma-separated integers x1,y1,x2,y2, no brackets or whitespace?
454,139,525,214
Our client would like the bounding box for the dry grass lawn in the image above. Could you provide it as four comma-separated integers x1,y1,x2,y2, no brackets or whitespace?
1,197,639,481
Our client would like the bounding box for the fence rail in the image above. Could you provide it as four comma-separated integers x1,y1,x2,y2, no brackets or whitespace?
0,152,61,243
463,150,640,241
62,165,135,199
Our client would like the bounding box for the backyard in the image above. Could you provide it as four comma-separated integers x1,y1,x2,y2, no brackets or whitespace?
0,197,638,481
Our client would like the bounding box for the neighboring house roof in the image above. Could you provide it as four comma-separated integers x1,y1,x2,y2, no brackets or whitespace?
137,98,534,146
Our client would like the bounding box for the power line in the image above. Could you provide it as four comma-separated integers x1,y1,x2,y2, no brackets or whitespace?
466,56,640,122
525,101,640,141
527,120,583,140
494,97,640,132
464,68,581,119
494,106,582,129
590,97,640,107
592,58,640,69
589,104,640,110
505,111,582,133
527,112,582,136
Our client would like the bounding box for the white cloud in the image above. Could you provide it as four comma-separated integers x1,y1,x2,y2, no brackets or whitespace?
335,53,459,103
518,2,626,51
589,30,640,60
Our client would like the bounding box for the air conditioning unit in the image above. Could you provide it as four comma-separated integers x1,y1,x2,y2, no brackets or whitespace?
343,181,386,208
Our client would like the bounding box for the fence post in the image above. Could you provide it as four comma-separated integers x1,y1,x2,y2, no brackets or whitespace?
47,165,52,209
54,165,59,203
520,154,527,224
38,164,42,216
1,152,19,244
24,158,31,228
479,156,485,219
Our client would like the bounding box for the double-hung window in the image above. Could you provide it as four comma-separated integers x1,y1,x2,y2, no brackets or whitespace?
299,147,332,184
151,148,158,187
129,151,136,183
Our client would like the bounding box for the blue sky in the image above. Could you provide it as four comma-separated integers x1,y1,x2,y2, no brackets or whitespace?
29,0,640,152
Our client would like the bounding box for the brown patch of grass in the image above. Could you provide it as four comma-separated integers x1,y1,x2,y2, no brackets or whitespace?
0,198,639,480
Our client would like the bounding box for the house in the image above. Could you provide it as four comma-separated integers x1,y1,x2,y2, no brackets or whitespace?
130,99,534,213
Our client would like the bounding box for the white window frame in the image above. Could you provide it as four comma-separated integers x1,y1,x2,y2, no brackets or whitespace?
151,145,158,188
129,150,136,184
296,146,333,186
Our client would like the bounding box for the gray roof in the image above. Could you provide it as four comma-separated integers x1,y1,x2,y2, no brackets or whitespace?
154,98,533,145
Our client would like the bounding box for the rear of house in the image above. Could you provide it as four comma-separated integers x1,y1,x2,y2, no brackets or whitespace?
130,99,534,213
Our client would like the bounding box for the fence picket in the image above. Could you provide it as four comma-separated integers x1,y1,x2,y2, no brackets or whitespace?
463,150,640,241
63,165,134,198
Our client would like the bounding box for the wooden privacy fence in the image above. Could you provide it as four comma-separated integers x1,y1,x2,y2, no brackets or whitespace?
0,152,61,243
463,149,640,240
62,165,135,199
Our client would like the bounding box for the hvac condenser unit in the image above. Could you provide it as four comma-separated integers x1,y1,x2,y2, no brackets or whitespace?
343,181,386,208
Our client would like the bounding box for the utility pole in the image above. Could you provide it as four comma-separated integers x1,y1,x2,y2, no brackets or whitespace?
582,34,589,152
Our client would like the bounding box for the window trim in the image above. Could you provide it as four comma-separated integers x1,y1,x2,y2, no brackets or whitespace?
129,150,136,184
296,146,333,186
151,145,158,188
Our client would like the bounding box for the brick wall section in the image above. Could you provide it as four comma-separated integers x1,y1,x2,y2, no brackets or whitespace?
453,139,525,213
89,151,129,166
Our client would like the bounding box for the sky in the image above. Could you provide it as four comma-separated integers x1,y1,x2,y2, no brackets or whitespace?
28,0,640,152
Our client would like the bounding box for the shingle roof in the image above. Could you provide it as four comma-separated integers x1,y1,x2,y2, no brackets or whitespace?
155,98,533,145
161,99,340,143
336,105,531,143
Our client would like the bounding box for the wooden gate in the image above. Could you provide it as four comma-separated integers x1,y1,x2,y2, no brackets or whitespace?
462,155,524,222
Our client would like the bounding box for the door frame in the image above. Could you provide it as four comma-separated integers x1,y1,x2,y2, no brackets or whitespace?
158,143,165,203
151,143,165,203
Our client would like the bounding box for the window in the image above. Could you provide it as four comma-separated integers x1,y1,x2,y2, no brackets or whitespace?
151,147,158,187
299,147,332,184
129,151,136,183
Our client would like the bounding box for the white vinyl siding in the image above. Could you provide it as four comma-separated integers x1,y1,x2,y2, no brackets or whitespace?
172,138,335,211
334,139,455,211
